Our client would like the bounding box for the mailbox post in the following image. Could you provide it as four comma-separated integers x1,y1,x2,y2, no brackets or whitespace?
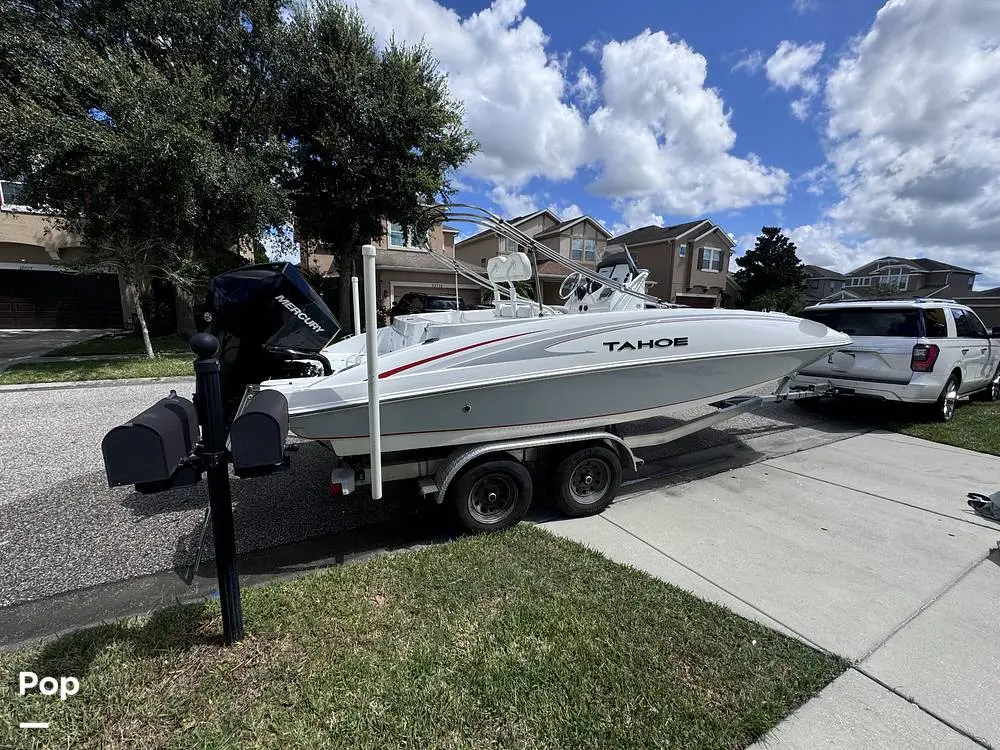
102,333,289,647
191,333,244,645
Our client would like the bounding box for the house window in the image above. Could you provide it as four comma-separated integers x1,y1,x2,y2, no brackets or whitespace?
570,238,596,261
679,244,686,258
848,277,873,287
698,247,722,272
502,237,518,254
0,180,25,207
968,277,975,290
388,222,406,248
809,280,819,289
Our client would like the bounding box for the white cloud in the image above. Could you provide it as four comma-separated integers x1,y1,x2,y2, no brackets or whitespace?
766,40,824,94
588,30,788,215
820,0,1000,273
765,40,824,120
731,50,763,74
581,38,601,56
489,185,539,216
352,0,587,187
789,97,810,121
792,0,818,14
571,67,599,108
547,201,584,220
352,1,789,222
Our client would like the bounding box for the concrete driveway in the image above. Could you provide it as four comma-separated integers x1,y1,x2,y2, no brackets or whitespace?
543,428,1000,748
0,329,108,370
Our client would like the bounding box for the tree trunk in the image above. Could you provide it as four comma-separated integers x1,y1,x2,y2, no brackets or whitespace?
129,282,155,359
337,250,360,333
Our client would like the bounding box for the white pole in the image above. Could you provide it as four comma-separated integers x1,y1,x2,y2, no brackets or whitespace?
455,271,459,307
351,275,361,336
361,245,382,500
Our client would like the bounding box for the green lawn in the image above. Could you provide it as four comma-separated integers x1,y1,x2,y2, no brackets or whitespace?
0,354,193,385
891,399,1000,456
45,333,191,357
0,526,843,750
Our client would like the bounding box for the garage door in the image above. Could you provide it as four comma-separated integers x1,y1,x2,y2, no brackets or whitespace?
675,294,717,309
0,269,124,329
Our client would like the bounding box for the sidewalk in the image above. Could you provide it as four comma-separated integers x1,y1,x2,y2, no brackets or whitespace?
542,429,1000,749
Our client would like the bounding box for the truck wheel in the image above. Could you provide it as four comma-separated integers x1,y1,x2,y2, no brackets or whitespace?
932,374,959,422
553,446,622,518
451,459,532,534
976,365,1000,402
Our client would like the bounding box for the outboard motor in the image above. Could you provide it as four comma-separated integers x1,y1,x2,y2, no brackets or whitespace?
198,262,341,421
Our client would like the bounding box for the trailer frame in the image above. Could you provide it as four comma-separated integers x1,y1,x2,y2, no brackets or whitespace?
325,376,833,533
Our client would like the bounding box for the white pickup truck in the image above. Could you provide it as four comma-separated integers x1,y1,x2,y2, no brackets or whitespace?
793,298,1000,422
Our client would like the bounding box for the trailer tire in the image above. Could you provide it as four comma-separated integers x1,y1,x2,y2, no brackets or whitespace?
451,459,532,534
553,446,622,518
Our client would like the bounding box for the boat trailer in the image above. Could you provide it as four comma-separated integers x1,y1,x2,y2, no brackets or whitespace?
326,377,834,534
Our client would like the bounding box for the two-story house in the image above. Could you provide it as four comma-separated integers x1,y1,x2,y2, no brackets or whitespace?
802,265,847,303
301,218,485,310
453,209,613,304
607,219,736,308
835,257,979,300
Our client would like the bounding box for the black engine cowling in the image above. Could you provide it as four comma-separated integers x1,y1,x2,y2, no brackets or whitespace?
197,262,340,420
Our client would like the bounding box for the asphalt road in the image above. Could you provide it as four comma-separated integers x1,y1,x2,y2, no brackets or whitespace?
0,376,874,610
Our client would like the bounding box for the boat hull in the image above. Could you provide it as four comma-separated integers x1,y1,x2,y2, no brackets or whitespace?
285,348,829,456
261,308,852,456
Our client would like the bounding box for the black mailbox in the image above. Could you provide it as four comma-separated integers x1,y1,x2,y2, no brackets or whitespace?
230,389,289,472
102,395,199,487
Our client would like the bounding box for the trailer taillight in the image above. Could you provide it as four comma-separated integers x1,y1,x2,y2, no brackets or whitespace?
911,344,940,372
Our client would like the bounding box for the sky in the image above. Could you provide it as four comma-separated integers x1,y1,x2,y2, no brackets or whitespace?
340,0,1000,289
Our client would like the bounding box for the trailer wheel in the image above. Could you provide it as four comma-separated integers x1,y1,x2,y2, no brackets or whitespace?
553,446,622,518
451,459,532,534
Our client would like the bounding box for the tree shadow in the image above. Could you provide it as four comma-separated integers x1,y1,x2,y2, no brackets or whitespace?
12,599,220,684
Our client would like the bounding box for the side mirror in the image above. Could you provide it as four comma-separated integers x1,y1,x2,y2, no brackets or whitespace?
101,395,199,489
230,388,289,476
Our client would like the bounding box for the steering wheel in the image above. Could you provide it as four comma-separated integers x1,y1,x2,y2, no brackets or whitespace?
558,272,586,300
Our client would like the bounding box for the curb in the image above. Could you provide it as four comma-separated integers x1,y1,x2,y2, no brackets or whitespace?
0,376,195,393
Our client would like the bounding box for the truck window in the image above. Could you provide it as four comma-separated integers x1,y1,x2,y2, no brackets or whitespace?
922,308,949,338
800,308,920,337
950,308,975,337
964,309,989,338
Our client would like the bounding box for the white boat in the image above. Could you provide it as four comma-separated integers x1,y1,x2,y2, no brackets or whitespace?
264,304,851,456
213,205,852,457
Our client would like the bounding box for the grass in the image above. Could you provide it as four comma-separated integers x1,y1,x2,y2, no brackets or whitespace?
890,399,1000,456
0,354,193,385
0,526,844,750
45,333,191,357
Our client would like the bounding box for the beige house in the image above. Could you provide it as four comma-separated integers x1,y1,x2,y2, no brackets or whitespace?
454,209,612,304
608,219,736,308
301,218,485,309
0,181,128,328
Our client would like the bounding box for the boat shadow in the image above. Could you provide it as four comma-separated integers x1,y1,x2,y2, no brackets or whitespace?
138,401,884,588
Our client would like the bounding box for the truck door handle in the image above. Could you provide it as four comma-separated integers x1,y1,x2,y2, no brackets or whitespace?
962,348,970,354
982,347,989,353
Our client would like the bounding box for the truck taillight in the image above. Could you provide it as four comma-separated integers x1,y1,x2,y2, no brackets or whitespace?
911,344,940,372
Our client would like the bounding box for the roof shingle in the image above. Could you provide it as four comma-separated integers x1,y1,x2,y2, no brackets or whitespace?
608,219,708,246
